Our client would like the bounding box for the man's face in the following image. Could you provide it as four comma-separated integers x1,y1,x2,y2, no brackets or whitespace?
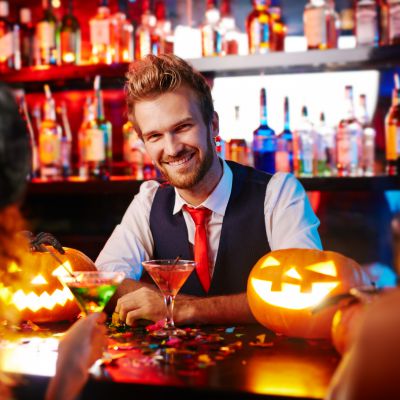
133,86,219,189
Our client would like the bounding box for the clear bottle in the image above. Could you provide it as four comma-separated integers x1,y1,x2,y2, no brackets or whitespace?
90,0,112,64
388,0,400,44
84,76,112,179
358,94,376,176
135,0,158,60
110,0,134,63
385,84,400,175
378,0,389,46
253,88,276,174
39,85,62,180
122,120,145,179
246,0,272,54
276,96,294,173
19,8,35,67
155,0,174,54
336,85,363,176
219,0,240,55
201,0,222,57
295,106,315,177
355,0,379,47
78,97,94,178
0,1,14,72
60,0,81,65
58,102,72,178
315,112,335,176
327,0,340,49
36,0,59,66
270,0,286,51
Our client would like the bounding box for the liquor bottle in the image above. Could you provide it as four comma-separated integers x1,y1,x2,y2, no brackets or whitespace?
123,120,145,179
155,0,174,54
303,0,337,50
275,97,293,172
326,0,340,49
355,0,379,47
39,85,62,180
357,94,376,176
295,106,314,177
201,0,222,57
19,8,35,67
378,0,389,46
58,102,72,178
246,0,271,54
0,1,14,72
83,76,112,179
110,0,134,63
60,0,81,65
385,82,400,175
388,0,400,45
78,97,94,178
315,112,335,176
270,0,286,52
253,88,276,173
218,0,240,55
36,0,59,66
90,0,111,64
135,0,158,60
336,85,363,176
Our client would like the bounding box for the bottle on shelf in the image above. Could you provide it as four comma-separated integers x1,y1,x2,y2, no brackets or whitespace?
36,0,59,66
253,88,276,174
385,75,400,176
275,96,293,173
90,0,112,64
0,1,14,72
58,102,72,178
295,105,314,177
270,0,286,52
378,0,389,46
110,0,134,63
201,0,222,57
355,0,379,47
357,94,376,176
218,0,240,55
122,120,145,179
336,85,363,176
78,97,94,177
135,0,158,60
388,0,400,45
303,0,337,50
60,0,81,65
246,0,271,54
19,8,35,68
315,112,336,176
155,0,174,54
39,85,62,180
82,75,112,179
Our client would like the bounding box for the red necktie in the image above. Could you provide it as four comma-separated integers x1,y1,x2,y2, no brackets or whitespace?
183,205,212,293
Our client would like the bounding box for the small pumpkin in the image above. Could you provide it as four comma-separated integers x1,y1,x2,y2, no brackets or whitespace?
0,233,97,323
247,248,370,339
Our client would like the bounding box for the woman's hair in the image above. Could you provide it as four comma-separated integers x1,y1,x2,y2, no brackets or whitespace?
125,54,214,129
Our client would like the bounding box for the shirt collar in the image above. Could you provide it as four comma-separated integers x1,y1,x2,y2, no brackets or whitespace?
173,159,233,217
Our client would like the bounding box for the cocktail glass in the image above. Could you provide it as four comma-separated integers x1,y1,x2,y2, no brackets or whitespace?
142,259,196,337
58,271,125,316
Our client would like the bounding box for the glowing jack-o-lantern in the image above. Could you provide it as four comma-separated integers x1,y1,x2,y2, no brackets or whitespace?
247,249,369,339
0,244,97,323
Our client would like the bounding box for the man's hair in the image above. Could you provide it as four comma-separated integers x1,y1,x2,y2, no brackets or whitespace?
125,54,214,129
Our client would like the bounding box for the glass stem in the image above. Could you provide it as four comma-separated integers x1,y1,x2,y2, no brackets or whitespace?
164,295,175,329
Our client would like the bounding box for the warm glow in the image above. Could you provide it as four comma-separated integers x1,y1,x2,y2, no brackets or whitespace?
7,261,21,273
62,53,76,63
52,261,73,277
260,256,281,269
31,274,48,285
251,278,339,310
285,267,302,280
306,261,337,276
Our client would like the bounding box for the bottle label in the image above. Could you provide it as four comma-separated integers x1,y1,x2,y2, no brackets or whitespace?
0,32,13,59
337,129,351,167
90,19,110,46
136,29,151,59
304,8,326,48
386,124,400,160
60,31,78,62
356,8,377,45
39,129,61,165
37,21,55,48
85,128,105,162
248,19,270,53
389,3,400,42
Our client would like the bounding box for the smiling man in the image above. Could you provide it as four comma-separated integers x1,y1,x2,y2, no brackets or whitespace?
96,54,322,326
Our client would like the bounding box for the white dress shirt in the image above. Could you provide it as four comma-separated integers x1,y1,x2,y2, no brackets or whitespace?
96,160,322,280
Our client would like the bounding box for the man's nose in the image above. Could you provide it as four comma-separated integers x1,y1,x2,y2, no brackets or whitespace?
164,133,183,156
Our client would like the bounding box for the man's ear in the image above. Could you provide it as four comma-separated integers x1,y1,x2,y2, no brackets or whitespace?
210,111,219,139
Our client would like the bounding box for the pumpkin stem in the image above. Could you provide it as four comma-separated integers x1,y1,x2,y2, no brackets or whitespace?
29,232,66,254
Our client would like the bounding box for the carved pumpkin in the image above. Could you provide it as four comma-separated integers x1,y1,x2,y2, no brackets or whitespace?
0,243,97,323
247,249,369,339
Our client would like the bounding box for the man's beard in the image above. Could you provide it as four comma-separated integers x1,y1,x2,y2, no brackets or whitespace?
156,133,215,189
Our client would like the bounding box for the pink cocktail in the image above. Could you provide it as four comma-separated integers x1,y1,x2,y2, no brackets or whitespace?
142,259,196,337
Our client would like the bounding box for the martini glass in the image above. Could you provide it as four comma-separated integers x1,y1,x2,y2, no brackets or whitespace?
58,271,125,316
142,259,196,337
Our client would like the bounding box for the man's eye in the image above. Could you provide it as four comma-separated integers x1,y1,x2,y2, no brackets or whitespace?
146,134,161,142
176,124,192,132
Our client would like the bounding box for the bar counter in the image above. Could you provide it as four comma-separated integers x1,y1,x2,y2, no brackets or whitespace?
6,321,340,400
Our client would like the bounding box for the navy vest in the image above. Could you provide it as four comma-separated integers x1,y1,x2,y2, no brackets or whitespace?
148,161,272,296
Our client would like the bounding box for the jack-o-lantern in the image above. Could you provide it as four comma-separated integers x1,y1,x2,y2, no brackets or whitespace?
0,233,97,323
247,249,369,339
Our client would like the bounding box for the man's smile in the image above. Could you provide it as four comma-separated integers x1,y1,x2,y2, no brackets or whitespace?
163,152,195,168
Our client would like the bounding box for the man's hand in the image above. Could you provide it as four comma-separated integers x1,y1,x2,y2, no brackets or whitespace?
116,286,165,325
